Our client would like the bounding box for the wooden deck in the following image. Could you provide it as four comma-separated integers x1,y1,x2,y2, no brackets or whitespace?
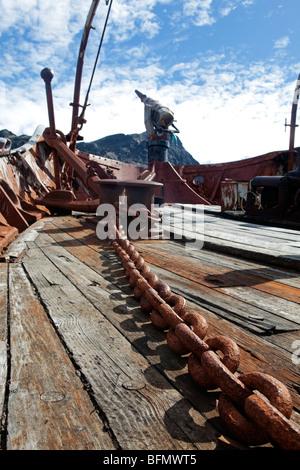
0,208,299,450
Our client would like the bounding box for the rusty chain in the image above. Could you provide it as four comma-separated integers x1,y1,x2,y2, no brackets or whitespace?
109,223,300,450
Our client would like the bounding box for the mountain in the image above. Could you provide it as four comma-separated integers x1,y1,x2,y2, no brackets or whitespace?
77,132,199,166
0,129,31,149
0,129,199,166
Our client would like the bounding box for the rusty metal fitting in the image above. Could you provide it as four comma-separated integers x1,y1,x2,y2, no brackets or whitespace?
244,393,300,450
201,350,252,406
120,239,130,250
155,281,171,300
125,267,132,279
124,262,135,276
130,249,140,263
151,294,187,333
166,294,187,317
135,255,145,270
124,260,135,272
140,264,151,277
144,272,159,289
114,245,123,256
167,328,190,355
157,303,184,329
140,294,153,313
168,311,209,356
128,268,141,288
218,372,295,446
126,244,135,256
144,287,165,311
174,323,209,358
182,311,209,340
120,252,131,265
112,233,300,449
133,277,150,299
189,335,239,390
206,336,240,373
218,393,269,445
150,294,187,332
144,288,184,328
188,354,219,389
239,372,293,419
150,309,169,330
119,248,129,258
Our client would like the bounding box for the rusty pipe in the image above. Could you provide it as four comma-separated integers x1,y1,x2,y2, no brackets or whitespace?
41,67,103,197
40,68,57,139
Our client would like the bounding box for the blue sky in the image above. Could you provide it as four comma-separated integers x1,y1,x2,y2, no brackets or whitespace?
1,0,300,164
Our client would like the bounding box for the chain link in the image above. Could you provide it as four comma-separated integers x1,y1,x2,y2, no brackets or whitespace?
110,228,300,450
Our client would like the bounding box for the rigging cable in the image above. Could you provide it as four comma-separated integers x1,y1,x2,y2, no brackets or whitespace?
79,0,113,123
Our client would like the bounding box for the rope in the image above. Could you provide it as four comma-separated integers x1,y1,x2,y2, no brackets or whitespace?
79,0,113,121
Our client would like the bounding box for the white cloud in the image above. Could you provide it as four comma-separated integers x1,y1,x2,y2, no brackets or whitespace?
274,36,290,49
0,0,299,165
108,0,171,42
183,0,216,27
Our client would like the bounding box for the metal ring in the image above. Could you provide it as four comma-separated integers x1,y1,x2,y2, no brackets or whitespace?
206,336,240,373
201,350,251,406
135,256,145,270
150,309,169,330
182,311,209,341
239,372,293,419
133,277,149,299
174,323,209,358
144,272,159,289
167,294,187,316
140,294,153,313
168,311,209,356
218,372,295,446
167,327,190,354
218,393,269,445
244,393,300,450
189,335,239,390
156,281,171,300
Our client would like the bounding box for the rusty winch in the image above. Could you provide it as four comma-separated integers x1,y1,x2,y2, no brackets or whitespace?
245,74,300,222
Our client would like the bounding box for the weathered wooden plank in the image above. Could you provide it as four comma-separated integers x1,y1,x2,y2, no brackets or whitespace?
22,244,219,450
139,238,300,288
4,219,46,260
183,244,300,290
40,219,300,417
134,243,300,328
135,237,300,302
204,215,300,240
46,218,300,351
167,206,300,247
165,208,300,269
0,264,8,427
148,256,286,339
47,220,299,347
51,216,300,313
7,263,115,450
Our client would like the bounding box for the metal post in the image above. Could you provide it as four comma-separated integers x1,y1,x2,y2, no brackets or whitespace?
146,139,170,164
40,68,61,189
40,68,56,139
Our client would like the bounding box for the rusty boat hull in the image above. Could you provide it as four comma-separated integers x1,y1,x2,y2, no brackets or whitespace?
1,124,298,253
